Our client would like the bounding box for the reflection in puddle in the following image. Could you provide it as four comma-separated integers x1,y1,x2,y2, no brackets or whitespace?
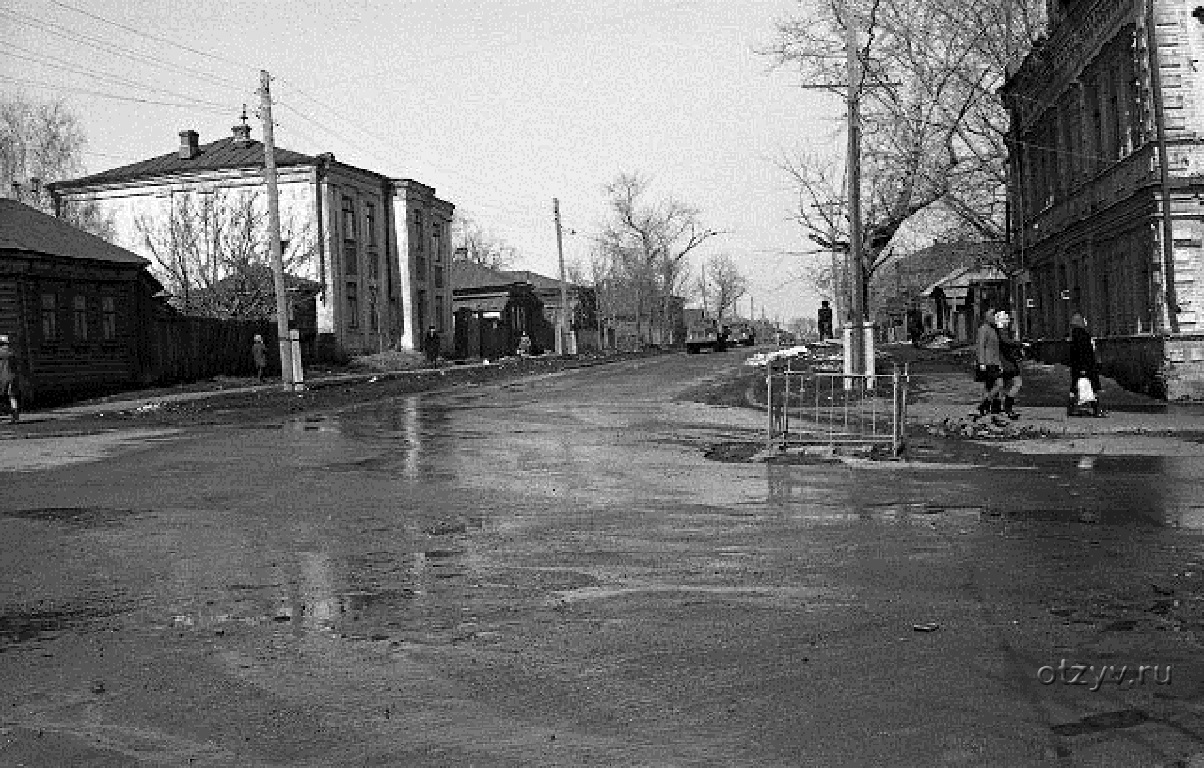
766,455,1204,530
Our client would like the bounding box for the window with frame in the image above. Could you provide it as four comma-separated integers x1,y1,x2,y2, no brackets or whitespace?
73,295,88,340
41,293,58,341
367,250,379,281
342,197,356,241
344,243,358,276
432,221,442,263
101,297,117,340
413,210,424,251
366,202,377,247
433,263,444,290
368,288,379,332
346,282,359,328
435,295,445,332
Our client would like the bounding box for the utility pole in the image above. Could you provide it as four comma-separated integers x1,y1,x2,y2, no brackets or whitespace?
553,198,570,354
700,261,708,317
845,7,866,376
259,70,296,390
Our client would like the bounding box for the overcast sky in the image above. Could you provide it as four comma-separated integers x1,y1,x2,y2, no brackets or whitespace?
3,0,841,324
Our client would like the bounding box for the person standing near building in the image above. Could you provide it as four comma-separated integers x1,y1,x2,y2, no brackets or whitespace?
817,300,834,341
974,305,1003,418
251,334,267,383
1067,313,1105,417
0,334,19,424
423,325,441,365
995,310,1025,419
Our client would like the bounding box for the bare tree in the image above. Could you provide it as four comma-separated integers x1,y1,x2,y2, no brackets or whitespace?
599,172,717,344
135,188,315,319
1,94,113,239
766,0,1046,312
452,211,517,270
701,253,749,322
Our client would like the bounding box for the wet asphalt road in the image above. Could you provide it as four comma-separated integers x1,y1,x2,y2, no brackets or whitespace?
3,352,1204,766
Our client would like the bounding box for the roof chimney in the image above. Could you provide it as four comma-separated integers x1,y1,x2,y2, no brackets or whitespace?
231,104,252,146
179,130,200,160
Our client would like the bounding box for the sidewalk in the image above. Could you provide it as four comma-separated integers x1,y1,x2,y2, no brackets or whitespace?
903,351,1204,446
2,351,650,427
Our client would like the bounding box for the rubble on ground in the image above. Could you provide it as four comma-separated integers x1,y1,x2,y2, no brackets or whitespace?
925,413,1058,440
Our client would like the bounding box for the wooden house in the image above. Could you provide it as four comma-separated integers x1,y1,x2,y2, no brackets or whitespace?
0,199,164,404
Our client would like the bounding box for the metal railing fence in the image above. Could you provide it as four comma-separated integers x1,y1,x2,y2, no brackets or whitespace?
766,363,910,456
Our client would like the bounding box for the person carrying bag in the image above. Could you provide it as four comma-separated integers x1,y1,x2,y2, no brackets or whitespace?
1067,313,1105,418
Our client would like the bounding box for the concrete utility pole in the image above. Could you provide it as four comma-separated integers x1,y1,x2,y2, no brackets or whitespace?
553,198,570,354
259,70,297,390
845,7,866,376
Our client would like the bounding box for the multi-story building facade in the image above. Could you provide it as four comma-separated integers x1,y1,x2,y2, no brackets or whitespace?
1002,0,1204,398
50,122,454,360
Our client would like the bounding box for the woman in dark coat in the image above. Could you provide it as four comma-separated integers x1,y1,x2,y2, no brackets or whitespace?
0,334,19,423
1067,313,1104,417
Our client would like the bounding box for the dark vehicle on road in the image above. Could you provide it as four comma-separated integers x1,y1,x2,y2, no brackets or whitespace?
732,323,755,347
685,317,728,354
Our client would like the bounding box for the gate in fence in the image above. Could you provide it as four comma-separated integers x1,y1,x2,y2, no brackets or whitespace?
765,363,910,456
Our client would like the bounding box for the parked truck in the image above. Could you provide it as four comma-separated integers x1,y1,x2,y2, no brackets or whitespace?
685,316,729,354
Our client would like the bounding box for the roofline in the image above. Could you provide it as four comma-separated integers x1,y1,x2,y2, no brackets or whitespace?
49,162,319,195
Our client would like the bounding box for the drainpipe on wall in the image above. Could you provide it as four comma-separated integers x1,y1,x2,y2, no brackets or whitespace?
1146,0,1181,334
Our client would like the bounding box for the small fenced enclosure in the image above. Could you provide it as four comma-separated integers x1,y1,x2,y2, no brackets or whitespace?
765,363,910,456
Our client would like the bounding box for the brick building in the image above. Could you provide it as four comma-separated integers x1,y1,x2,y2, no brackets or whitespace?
1002,0,1204,397
50,121,454,360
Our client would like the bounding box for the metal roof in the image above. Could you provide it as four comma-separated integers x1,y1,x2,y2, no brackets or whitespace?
0,199,147,266
53,135,316,190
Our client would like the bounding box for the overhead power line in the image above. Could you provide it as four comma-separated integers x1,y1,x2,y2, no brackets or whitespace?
0,46,229,109
0,7,247,91
0,73,232,113
48,0,254,75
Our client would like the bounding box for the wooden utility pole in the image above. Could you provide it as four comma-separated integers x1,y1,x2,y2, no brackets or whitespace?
259,70,296,389
845,7,866,374
700,261,708,316
553,198,570,354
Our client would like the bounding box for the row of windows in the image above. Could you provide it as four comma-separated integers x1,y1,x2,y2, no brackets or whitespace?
40,293,118,343
1017,28,1143,213
345,285,447,333
339,196,448,256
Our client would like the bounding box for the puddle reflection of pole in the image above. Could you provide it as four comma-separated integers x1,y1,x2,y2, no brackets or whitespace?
402,395,421,479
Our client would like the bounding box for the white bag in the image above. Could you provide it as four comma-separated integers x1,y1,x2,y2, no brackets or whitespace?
1076,376,1096,404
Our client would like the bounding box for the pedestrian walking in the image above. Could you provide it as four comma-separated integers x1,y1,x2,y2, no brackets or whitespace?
251,334,267,382
0,334,19,424
423,325,441,364
995,310,1025,420
517,331,532,357
1067,313,1105,418
973,305,1004,418
817,300,834,341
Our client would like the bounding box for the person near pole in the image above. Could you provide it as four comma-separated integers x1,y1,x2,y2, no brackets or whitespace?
251,334,267,383
1067,313,1105,418
817,300,834,341
974,304,1004,418
994,310,1025,420
0,334,20,424
423,325,441,365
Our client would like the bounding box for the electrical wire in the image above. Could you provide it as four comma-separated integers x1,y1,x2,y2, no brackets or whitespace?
0,7,248,91
47,0,254,75
0,46,230,109
0,73,232,113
